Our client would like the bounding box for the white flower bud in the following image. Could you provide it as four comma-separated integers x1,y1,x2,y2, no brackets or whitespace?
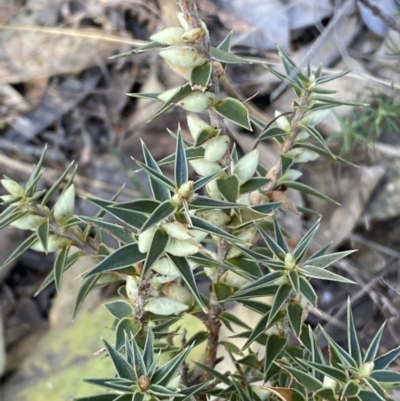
182,27,205,43
150,27,185,45
219,271,249,288
138,227,157,253
189,159,222,177
178,92,217,113
177,180,194,198
151,257,179,276
284,253,296,270
203,135,230,162
162,283,194,308
233,150,259,185
165,238,201,257
157,87,180,102
11,213,47,231
150,273,179,283
285,148,319,163
236,193,250,206
187,114,210,141
206,178,223,200
177,12,189,30
196,209,231,227
226,226,257,259
31,235,71,253
359,362,374,378
144,297,188,315
53,185,75,224
189,229,208,242
301,108,331,126
1,178,25,197
0,194,15,202
160,47,207,68
126,276,138,302
323,375,337,389
275,110,291,132
162,222,192,240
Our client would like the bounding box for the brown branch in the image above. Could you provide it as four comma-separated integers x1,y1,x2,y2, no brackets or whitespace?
358,0,400,34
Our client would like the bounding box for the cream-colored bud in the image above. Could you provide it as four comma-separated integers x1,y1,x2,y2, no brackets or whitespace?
182,27,205,43
162,222,192,240
226,226,257,259
177,12,189,30
179,92,217,113
11,213,47,231
189,229,208,242
196,209,231,227
162,283,194,308
206,178,223,200
300,109,330,126
284,253,296,270
189,159,222,177
275,110,291,132
219,271,249,288
150,273,179,284
53,185,75,224
295,129,310,141
177,180,194,198
1,178,24,197
233,150,259,185
157,87,180,102
150,27,185,45
165,238,201,257
187,114,210,141
126,276,139,302
31,235,71,253
204,266,215,280
138,227,157,253
160,47,207,68
359,362,374,378
203,135,230,162
0,195,15,203
151,257,179,276
144,297,188,315
164,62,193,80
236,193,250,206
323,376,337,389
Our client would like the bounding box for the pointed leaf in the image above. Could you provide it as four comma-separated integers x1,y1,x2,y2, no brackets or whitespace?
293,219,321,261
73,275,99,319
371,370,400,383
298,276,317,307
85,244,145,277
211,47,248,64
315,69,351,85
257,126,288,142
374,345,400,370
126,92,161,100
175,129,188,188
257,225,286,259
213,98,251,130
0,233,37,271
54,245,69,292
299,266,356,283
142,228,169,277
135,161,175,194
274,218,289,254
347,300,362,365
191,215,242,243
279,365,323,392
216,174,239,202
143,328,154,371
239,177,269,194
167,254,206,312
105,300,134,320
364,322,386,363
25,145,47,195
103,339,135,380
190,196,245,209
190,62,212,87
194,362,231,385
251,202,282,215
74,394,118,401
279,180,340,205
194,127,220,147
36,218,49,253
111,199,160,214
306,250,356,269
140,200,177,233
268,284,292,326
264,334,287,379
116,318,141,351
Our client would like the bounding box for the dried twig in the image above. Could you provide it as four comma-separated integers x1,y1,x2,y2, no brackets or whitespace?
358,0,400,34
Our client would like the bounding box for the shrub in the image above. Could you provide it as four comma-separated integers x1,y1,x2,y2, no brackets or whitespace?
1,0,399,400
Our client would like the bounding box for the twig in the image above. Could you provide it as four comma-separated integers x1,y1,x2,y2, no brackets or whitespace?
358,0,400,34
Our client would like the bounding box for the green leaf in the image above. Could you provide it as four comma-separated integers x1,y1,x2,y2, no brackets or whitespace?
78,216,134,244
190,62,212,87
228,255,262,279
190,196,245,209
257,225,286,259
221,312,251,331
152,346,192,386
251,202,282,215
135,160,176,194
194,362,231,385
74,394,119,401
277,46,307,85
300,125,335,158
105,300,134,319
84,244,145,277
217,31,233,52
82,378,132,392
109,41,164,59
279,180,340,205
357,390,383,401
54,245,69,292
315,69,351,85
293,219,321,262
299,359,348,383
231,380,252,401
343,380,360,397
117,319,141,351
143,327,155,371
175,129,188,188
279,365,323,392
73,275,99,319
126,92,161,100
371,370,400,383
299,266,356,283
159,147,205,166
167,254,206,312
306,250,356,268
216,174,239,202
257,126,288,142
239,177,269,193
103,339,135,380
194,127,220,147
374,345,400,370
285,148,319,163
264,334,288,380
148,83,193,122
140,200,177,233
273,217,289,254
84,197,147,230
142,228,169,278
0,209,28,229
347,299,362,365
364,322,386,363
36,218,49,253
0,233,37,271
313,388,337,401
298,276,317,307
210,47,248,64
213,98,251,130
25,145,47,196
281,155,294,177
111,199,160,214
141,141,171,202
191,215,243,243
268,284,292,326
288,270,300,295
